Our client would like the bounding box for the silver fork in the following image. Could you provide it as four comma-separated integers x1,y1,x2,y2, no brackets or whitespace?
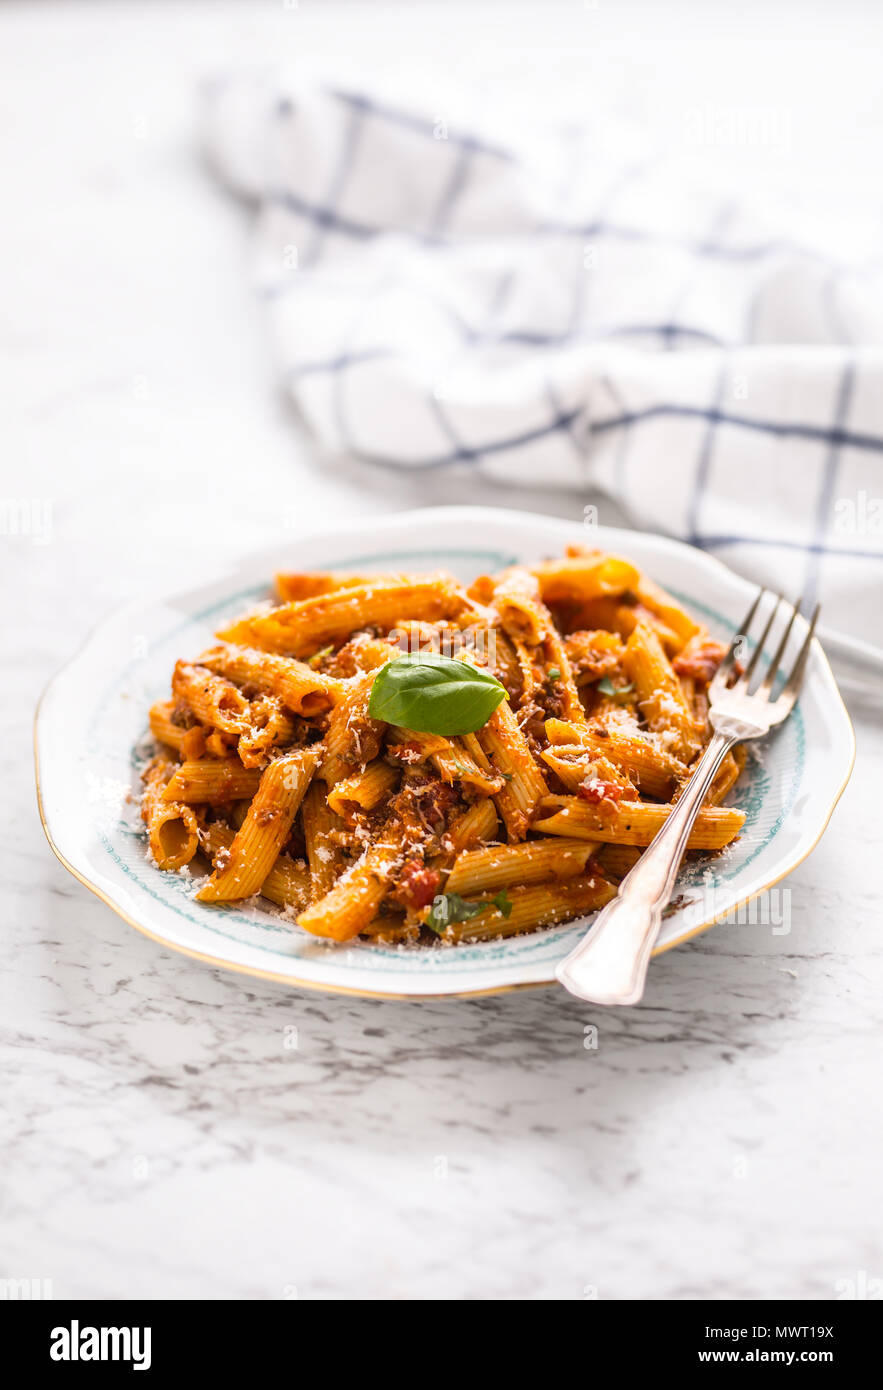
555,590,819,1007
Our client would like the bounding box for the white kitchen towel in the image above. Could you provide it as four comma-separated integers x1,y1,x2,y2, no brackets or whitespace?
203,72,883,646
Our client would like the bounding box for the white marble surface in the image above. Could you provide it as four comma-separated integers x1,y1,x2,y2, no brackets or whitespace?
2,0,882,1300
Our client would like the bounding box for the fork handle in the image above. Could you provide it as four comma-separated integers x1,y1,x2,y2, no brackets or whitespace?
555,731,735,1006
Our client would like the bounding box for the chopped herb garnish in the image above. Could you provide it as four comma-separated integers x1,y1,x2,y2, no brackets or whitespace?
597,676,634,703
308,644,334,669
493,889,513,918
426,892,485,935
547,666,561,681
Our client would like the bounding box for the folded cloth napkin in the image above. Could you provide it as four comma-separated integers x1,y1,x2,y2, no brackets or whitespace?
203,73,883,648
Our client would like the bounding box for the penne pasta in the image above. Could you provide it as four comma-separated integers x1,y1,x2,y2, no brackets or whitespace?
622,623,704,762
297,838,401,942
492,568,547,645
387,728,503,796
487,628,522,700
172,661,250,734
141,756,200,871
426,798,501,881
140,545,750,946
219,577,466,657
446,798,500,854
236,695,297,768
274,571,375,602
612,601,683,655
199,644,347,716
477,700,548,841
491,568,585,721
326,633,398,677
162,757,262,805
533,795,745,849
538,745,638,800
595,843,643,880
513,637,544,702
634,574,701,648
529,553,640,603
148,700,187,753
541,625,586,723
301,780,346,898
706,745,746,806
445,837,600,895
327,759,400,817
427,874,617,943
200,822,311,913
321,669,384,786
204,729,235,759
359,913,419,944
544,718,688,799
196,747,319,901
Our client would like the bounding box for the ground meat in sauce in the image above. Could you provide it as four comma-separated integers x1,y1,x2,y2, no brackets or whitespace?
543,683,567,719
170,702,195,729
564,630,625,683
673,641,727,684
391,859,441,911
344,714,384,768
387,775,459,850
284,824,307,860
516,699,547,750
413,778,458,833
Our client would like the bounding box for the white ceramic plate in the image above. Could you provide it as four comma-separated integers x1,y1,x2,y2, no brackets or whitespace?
36,506,854,999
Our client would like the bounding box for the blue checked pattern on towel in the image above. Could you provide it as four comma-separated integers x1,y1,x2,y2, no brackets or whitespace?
203,74,883,644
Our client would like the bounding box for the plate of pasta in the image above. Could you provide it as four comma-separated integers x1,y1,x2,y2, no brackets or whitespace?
35,506,854,999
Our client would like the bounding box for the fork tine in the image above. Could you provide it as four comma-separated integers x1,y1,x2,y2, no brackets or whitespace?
776,603,820,706
714,586,765,687
757,598,801,697
739,594,782,688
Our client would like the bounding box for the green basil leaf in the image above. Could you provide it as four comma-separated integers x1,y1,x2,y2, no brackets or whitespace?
368,653,507,736
493,889,513,919
426,892,486,934
547,666,561,681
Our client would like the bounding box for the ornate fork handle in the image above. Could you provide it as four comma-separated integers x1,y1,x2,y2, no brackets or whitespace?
555,730,734,1006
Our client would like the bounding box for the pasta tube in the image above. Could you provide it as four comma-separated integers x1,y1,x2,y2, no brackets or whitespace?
445,837,600,895
141,756,199,870
162,758,262,805
196,748,319,901
533,796,745,849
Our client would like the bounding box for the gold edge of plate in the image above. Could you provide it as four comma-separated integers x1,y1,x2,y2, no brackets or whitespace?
32,618,857,1003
